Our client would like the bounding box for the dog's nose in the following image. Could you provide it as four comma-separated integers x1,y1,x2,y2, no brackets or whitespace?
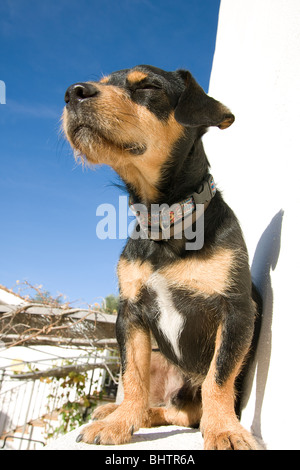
64,82,99,105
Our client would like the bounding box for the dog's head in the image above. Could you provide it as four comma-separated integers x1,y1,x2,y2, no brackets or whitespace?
63,65,234,201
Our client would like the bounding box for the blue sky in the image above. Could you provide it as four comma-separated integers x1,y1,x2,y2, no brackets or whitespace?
0,0,220,306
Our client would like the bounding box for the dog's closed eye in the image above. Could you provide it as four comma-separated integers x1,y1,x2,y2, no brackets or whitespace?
134,81,162,91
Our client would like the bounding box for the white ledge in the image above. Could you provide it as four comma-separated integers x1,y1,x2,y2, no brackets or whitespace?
44,425,202,451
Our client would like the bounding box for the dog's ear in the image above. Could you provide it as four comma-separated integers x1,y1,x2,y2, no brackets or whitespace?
174,70,235,129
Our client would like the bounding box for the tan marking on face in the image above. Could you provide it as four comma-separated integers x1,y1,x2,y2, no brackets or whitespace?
115,111,184,202
100,75,110,83
127,70,148,83
118,258,153,300
159,248,235,296
63,79,184,203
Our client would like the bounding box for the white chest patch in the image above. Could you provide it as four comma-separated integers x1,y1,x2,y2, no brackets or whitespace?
147,273,185,359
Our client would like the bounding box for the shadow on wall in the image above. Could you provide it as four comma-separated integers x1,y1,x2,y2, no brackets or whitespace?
241,210,284,443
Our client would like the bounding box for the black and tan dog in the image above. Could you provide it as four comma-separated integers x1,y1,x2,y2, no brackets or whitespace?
63,65,259,450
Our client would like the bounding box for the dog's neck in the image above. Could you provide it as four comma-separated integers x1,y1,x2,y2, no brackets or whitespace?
160,135,211,206
126,131,211,208
130,173,216,242
124,131,216,246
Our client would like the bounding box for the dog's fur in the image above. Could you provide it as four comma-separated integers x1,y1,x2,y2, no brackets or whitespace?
63,65,259,450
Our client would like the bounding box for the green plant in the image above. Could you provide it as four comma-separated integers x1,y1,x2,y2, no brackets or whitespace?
43,362,101,441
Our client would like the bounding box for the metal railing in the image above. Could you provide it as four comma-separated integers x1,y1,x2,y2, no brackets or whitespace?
0,348,119,450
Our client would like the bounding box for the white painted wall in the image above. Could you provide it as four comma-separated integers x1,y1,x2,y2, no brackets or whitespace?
203,0,300,450
0,286,27,305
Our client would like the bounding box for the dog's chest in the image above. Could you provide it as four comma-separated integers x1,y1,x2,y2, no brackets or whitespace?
147,272,185,359
118,251,233,363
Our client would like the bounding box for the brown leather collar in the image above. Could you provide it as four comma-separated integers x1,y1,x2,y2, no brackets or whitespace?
130,174,216,241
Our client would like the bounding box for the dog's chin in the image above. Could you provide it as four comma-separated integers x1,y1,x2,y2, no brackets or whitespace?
71,124,108,149
67,124,147,163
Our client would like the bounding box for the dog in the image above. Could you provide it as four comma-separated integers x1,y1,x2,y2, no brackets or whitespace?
63,65,260,450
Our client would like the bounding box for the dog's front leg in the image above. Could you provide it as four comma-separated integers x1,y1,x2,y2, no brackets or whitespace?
200,312,258,450
76,306,151,445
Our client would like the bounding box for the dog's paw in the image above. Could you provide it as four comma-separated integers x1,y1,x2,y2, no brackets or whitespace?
76,404,141,445
91,403,119,421
203,424,258,450
76,417,134,446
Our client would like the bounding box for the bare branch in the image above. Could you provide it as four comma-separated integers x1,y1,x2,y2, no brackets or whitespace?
0,303,116,349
